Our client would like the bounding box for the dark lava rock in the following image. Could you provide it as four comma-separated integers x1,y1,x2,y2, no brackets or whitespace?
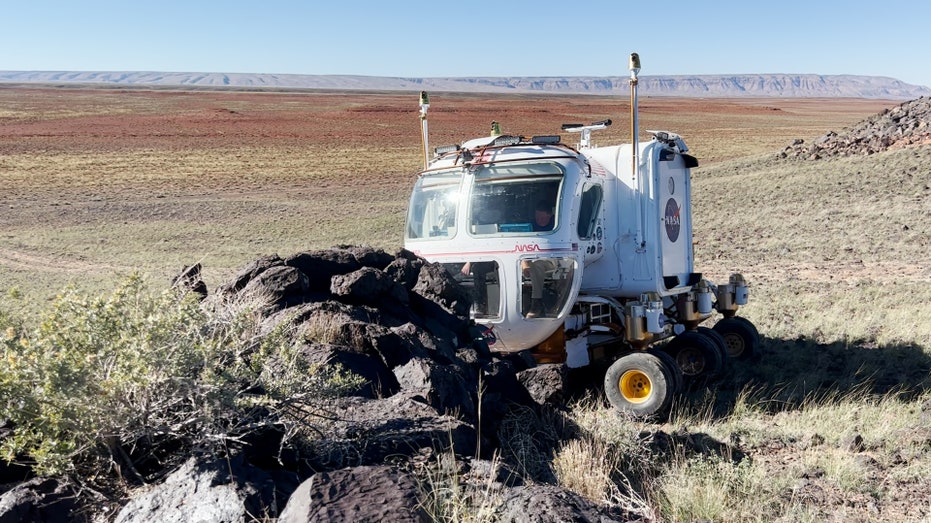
278,465,428,523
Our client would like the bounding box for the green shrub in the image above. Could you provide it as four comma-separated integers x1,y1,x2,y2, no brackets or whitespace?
0,275,362,478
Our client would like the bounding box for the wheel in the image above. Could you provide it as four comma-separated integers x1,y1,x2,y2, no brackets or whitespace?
647,347,684,395
712,317,760,360
729,316,760,338
664,330,725,383
604,352,674,417
696,326,730,370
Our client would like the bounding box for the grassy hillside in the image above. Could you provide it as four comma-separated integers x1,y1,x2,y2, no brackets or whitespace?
695,147,931,347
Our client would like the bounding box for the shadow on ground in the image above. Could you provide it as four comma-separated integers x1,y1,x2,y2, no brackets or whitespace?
694,335,931,416
566,335,931,419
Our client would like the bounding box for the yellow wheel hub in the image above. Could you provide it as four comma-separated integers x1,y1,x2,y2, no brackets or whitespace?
619,370,652,404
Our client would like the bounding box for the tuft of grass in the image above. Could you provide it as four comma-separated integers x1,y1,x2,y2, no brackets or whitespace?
551,436,654,518
654,452,791,522
415,451,505,523
553,437,621,504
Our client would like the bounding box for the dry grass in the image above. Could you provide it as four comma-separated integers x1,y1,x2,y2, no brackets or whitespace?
563,387,931,522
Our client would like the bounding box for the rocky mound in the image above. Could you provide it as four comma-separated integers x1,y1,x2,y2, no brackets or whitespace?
779,96,931,160
0,246,646,522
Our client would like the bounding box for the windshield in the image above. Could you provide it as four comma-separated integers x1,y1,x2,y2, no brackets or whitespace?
468,162,563,235
406,169,463,240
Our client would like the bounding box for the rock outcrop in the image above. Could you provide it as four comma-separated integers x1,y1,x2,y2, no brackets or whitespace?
114,456,277,523
780,96,931,159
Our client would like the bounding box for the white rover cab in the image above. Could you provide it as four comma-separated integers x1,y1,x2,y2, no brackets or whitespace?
405,54,759,417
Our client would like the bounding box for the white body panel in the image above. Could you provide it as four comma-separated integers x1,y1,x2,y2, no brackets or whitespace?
579,141,694,297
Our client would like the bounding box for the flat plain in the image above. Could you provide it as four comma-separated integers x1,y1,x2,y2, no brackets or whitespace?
0,87,899,305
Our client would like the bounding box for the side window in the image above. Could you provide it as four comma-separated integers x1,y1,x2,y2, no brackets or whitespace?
576,183,603,240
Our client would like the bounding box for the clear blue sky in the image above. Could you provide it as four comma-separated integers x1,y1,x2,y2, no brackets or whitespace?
2,0,929,87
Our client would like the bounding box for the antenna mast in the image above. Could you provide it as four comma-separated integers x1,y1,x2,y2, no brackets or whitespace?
419,91,430,169
629,53,644,248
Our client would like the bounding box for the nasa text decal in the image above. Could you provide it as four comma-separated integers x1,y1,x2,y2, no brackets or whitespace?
664,198,681,242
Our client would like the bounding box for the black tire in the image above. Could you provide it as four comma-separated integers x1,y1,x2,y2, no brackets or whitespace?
730,316,760,338
604,352,673,418
697,326,730,371
664,330,725,382
713,317,760,360
648,347,684,396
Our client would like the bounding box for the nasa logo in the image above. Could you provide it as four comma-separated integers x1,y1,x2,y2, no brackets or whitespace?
513,244,542,252
664,198,681,242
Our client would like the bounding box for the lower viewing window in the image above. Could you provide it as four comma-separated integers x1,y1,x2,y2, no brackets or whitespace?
520,256,575,319
443,261,501,320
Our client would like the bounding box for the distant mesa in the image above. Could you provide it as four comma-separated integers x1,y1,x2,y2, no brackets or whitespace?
1,71,930,99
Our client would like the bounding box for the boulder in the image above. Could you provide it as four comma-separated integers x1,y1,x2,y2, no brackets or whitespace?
497,484,637,523
517,364,569,406
170,262,208,299
283,249,361,292
369,324,428,368
393,357,476,420
242,265,311,310
0,478,79,523
341,245,397,270
481,359,536,408
219,254,285,294
384,256,423,291
278,465,428,523
412,262,472,318
261,300,378,338
114,455,277,523
303,393,477,470
298,343,400,399
330,266,409,307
